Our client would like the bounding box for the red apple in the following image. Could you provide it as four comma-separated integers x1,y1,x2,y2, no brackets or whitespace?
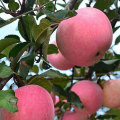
1,85,54,120
56,7,113,67
60,112,89,120
71,80,103,114
47,40,74,70
103,80,120,108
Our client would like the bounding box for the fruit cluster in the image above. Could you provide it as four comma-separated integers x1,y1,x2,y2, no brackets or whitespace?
1,7,117,120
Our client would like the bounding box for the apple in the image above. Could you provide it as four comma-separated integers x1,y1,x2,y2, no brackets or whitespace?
71,80,103,114
56,7,113,67
103,80,120,108
1,85,54,120
60,112,89,120
47,40,74,70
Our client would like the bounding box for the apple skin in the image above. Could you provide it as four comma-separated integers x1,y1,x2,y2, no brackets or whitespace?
71,80,103,114
60,112,89,120
56,7,113,67
1,85,54,120
47,40,74,70
103,80,120,108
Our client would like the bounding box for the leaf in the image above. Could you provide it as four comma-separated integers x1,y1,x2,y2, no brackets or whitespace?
28,76,53,92
91,59,120,74
107,108,120,116
19,53,35,79
43,9,75,22
47,44,58,54
115,35,120,45
0,38,20,53
25,0,36,11
8,0,19,11
74,0,83,10
94,0,114,11
0,63,13,78
30,65,39,74
42,27,53,60
0,53,6,59
3,0,10,3
0,90,18,113
9,42,29,58
67,91,82,109
113,26,120,33
10,42,32,71
0,17,6,26
105,9,118,20
32,18,51,44
40,69,67,77
51,77,70,88
18,15,36,40
53,85,67,97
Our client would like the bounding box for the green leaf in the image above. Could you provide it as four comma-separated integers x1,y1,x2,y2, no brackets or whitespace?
94,0,114,11
18,15,36,40
47,44,58,54
115,35,120,45
0,38,20,53
0,63,13,78
67,91,82,109
10,42,32,71
40,69,67,77
105,9,118,20
0,90,18,113
74,0,82,10
28,76,53,92
43,9,75,22
91,59,120,74
3,0,10,3
9,42,29,58
113,26,120,33
0,9,4,13
0,54,6,59
19,53,35,78
0,17,6,26
53,84,67,97
30,65,39,74
107,108,120,116
5,35,20,40
8,0,19,11
42,27,53,60
51,77,70,89
25,0,36,11
114,0,119,8
32,18,51,44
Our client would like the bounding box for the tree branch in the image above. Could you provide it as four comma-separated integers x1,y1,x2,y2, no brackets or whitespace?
0,74,13,90
66,0,78,10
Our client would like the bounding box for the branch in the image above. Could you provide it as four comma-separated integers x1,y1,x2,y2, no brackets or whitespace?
66,0,78,10
0,74,13,90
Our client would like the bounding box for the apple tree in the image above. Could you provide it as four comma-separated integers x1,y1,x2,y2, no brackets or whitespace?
0,0,120,120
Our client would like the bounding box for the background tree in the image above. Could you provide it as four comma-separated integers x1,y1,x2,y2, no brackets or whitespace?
0,0,120,120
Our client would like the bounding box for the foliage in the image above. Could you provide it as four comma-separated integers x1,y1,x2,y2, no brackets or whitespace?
0,0,120,119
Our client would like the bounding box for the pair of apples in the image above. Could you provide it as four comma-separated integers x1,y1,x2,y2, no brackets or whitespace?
48,7,113,70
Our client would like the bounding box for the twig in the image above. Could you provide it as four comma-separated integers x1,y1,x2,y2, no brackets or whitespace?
0,0,6,10
71,67,75,86
65,0,78,10
85,68,93,80
0,74,13,90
